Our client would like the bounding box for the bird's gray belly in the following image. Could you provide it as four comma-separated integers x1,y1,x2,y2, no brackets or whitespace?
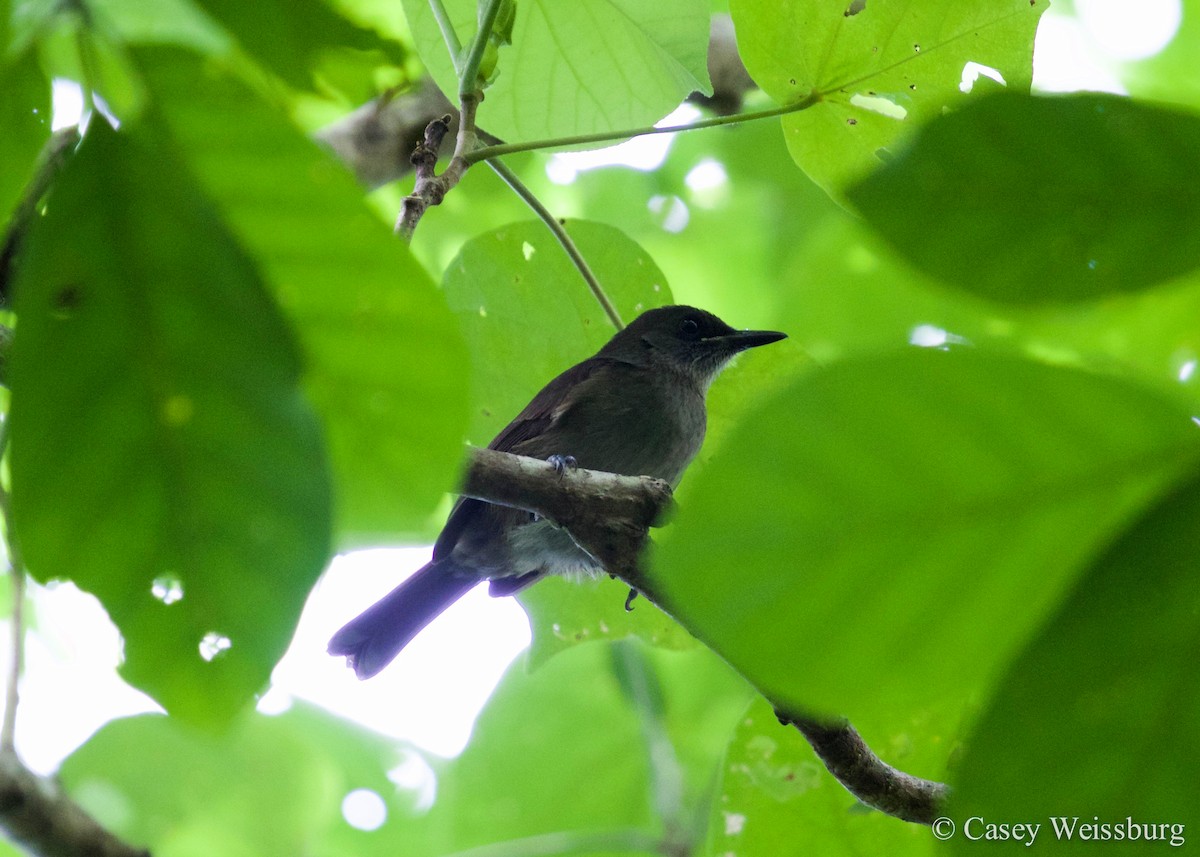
506,517,602,578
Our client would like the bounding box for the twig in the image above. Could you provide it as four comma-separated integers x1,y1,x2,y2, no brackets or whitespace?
0,518,22,756
312,15,757,190
0,126,82,308
464,92,821,165
0,750,151,857
785,714,949,824
458,447,950,825
486,160,624,330
0,420,19,754
394,114,458,240
612,642,690,855
435,828,662,857
457,0,506,100
428,0,464,73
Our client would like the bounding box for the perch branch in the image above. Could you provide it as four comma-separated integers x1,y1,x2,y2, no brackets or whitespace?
459,447,950,825
783,714,949,824
0,750,150,857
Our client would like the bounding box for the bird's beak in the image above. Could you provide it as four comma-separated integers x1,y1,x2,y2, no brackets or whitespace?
711,329,788,351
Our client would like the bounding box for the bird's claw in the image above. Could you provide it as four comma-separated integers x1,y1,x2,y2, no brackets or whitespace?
547,454,578,477
624,588,639,612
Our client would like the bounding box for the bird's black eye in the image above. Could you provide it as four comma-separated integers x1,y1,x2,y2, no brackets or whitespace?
680,318,700,338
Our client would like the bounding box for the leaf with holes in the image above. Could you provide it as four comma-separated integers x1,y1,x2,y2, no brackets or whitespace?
731,0,1046,196
10,121,331,726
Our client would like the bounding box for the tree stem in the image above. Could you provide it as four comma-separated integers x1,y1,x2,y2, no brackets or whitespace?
486,160,624,330
427,0,464,73
458,0,505,100
465,91,821,164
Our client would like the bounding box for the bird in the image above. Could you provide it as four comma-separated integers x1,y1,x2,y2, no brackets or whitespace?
328,305,786,678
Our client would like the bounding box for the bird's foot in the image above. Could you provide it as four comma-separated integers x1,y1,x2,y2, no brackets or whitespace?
624,587,639,612
547,454,577,477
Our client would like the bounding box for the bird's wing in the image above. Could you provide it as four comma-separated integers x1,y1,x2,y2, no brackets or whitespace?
434,357,615,561
486,356,611,454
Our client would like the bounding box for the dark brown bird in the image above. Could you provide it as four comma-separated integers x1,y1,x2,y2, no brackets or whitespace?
329,305,786,678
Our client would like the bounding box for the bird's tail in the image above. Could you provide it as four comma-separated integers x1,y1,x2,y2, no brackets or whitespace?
328,559,479,679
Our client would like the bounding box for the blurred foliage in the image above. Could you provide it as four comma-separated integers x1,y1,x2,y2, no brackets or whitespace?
849,92,1200,302
10,121,332,726
2,0,1199,853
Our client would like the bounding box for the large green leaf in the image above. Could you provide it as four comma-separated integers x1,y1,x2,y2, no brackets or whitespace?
134,47,469,544
60,706,418,857
731,0,1045,195
848,93,1200,303
9,121,331,725
948,470,1200,847
653,350,1200,720
417,641,749,855
401,0,711,142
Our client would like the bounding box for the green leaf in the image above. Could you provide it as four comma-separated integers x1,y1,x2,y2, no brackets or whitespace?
520,576,698,671
60,706,419,857
134,47,469,544
653,350,1200,720
441,218,673,445
948,470,1200,845
190,0,405,90
0,49,51,221
9,121,331,725
731,0,1045,195
402,0,712,142
848,93,1200,303
418,641,750,854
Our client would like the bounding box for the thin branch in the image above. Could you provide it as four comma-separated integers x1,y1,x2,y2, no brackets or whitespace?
458,0,505,100
464,91,822,165
0,421,19,754
459,447,950,825
392,83,481,239
394,114,456,240
0,126,82,308
313,15,757,190
486,160,624,330
612,642,690,855
428,0,464,73
0,750,151,857
436,828,663,857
